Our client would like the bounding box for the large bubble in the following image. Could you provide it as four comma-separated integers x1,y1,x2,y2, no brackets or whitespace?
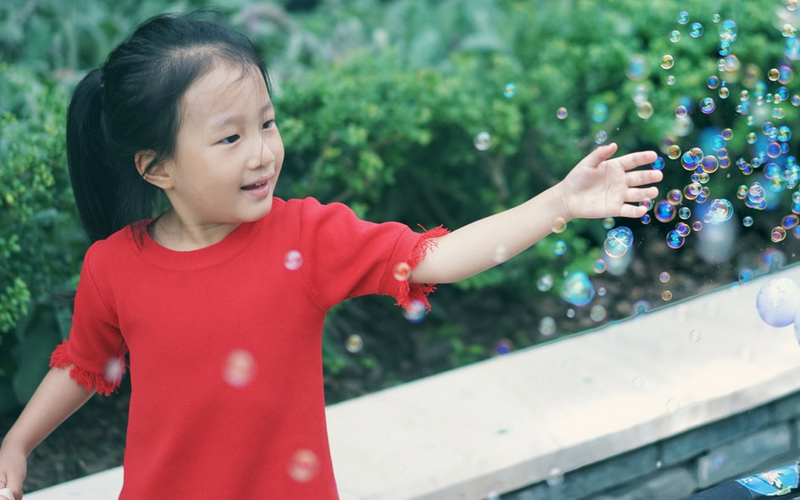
756,278,800,327
705,199,734,225
604,226,634,258
560,271,596,307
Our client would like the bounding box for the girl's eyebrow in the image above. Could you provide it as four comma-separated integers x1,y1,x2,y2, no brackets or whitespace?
209,101,273,130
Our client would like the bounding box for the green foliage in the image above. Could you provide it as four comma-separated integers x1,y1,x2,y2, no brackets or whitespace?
0,0,795,410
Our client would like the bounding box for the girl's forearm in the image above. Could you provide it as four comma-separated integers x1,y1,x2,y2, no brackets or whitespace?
1,366,96,457
410,183,569,284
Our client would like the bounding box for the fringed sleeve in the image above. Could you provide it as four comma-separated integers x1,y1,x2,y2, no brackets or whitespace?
395,224,450,313
49,339,127,396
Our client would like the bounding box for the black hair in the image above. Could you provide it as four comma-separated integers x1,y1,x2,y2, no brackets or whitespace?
66,9,272,244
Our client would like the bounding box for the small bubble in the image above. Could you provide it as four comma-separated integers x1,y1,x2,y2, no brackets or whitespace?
652,157,665,170
666,399,680,412
667,75,676,85
554,240,567,255
668,144,682,160
666,230,685,249
669,30,681,42
287,449,320,483
604,226,634,258
393,262,411,281
678,11,689,24
739,268,754,283
679,207,692,219
659,272,671,283
346,334,364,353
552,217,567,233
593,259,607,274
595,130,608,144
661,54,675,70
743,216,753,226
689,22,703,38
547,468,565,487
560,272,595,307
769,68,780,82
662,290,673,301
675,105,688,118
597,286,607,296
566,308,576,319
689,330,701,342
285,250,303,270
474,131,491,151
655,200,677,223
590,305,606,322
403,300,427,323
712,13,720,23
637,102,654,119
708,75,720,89
772,226,788,242
503,83,517,98
700,97,716,114
557,107,568,119
602,217,615,229
223,349,257,387
537,274,554,292
494,338,513,355
656,459,663,468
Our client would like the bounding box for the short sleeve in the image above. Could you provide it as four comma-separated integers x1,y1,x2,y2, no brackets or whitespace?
49,244,128,396
296,198,449,312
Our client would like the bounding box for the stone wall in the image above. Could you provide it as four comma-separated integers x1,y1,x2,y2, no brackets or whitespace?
503,390,800,500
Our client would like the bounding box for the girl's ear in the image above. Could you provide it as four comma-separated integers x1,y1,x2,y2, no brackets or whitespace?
135,150,174,190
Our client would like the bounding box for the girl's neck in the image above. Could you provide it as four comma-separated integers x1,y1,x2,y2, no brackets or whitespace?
149,209,241,251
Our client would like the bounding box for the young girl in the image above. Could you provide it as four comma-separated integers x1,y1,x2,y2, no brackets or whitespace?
0,10,661,500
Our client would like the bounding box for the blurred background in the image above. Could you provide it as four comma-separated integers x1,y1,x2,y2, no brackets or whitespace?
1,0,799,491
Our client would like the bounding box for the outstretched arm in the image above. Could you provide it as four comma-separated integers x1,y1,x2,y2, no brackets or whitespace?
410,143,662,284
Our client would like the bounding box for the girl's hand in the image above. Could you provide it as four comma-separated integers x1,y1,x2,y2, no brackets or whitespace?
557,143,662,220
0,443,27,500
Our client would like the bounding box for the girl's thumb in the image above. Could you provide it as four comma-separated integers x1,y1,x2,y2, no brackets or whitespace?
0,486,17,500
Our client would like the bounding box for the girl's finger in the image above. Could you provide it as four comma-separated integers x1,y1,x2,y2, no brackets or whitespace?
618,203,648,218
625,186,660,203
626,170,663,187
588,143,619,166
616,150,659,171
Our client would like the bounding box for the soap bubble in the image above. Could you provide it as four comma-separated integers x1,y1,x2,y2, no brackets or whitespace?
223,349,257,387
690,330,701,342
676,222,691,236
557,107,568,119
720,19,738,41
708,75,720,89
666,230,685,249
675,105,688,118
394,262,411,281
769,68,780,82
346,334,364,353
739,268,755,283
547,468,565,487
783,215,800,229
652,157,665,170
593,259,607,274
474,131,491,151
668,145,682,160
552,217,568,233
637,102,654,119
756,278,800,327
659,272,671,283
679,207,692,219
667,75,676,85
494,338,513,355
595,130,608,144
690,22,704,38
537,274,554,292
288,449,320,483
560,271,595,307
662,290,673,301
706,199,734,225
773,226,788,242
554,240,567,255
284,250,303,270
503,83,517,98
602,217,615,229
700,98,716,114
661,54,675,70
592,103,609,123
604,226,634,258
712,13,721,23
655,200,677,223
539,317,556,336
743,216,754,226
590,305,607,322
670,30,681,43
678,11,689,24
403,300,427,323
667,189,684,205
627,55,648,81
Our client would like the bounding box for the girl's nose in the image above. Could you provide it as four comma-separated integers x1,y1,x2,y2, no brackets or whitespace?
252,135,275,169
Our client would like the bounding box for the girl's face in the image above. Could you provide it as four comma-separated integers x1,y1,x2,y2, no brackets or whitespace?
157,61,284,230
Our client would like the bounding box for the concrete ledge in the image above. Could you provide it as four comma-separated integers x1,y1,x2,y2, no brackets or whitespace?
24,266,800,499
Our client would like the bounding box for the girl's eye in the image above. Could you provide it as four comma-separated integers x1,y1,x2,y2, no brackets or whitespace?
263,119,275,129
220,135,239,145
220,121,275,144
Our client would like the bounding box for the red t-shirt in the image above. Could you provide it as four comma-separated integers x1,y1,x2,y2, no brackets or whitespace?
49,197,448,499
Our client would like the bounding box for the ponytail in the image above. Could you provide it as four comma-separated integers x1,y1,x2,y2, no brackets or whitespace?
66,68,157,243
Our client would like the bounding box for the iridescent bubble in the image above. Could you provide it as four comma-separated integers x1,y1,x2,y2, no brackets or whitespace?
692,221,703,231
662,290,673,301
667,75,676,85
653,157,665,170
539,317,556,336
675,105,688,118
690,22,704,38
769,68,780,82
741,90,750,101
684,182,702,200
667,189,684,205
784,23,798,37
560,271,595,307
655,200,677,223
668,144,682,160
661,55,675,70
537,274,554,292
747,132,757,144
346,334,364,353
679,207,692,219
288,449,320,483
666,230,685,249
604,226,634,258
756,278,800,327
678,11,689,24
743,216,754,227
767,142,782,159
552,217,568,233
783,215,800,229
774,108,786,119
595,130,608,144
760,248,786,271
285,250,303,270
712,13,721,23
719,86,730,99
708,75,720,89
793,95,800,106
474,131,491,151
394,262,411,281
641,214,651,224
590,305,607,322
554,240,567,255
701,155,720,174
627,55,648,81
633,300,651,315
597,287,607,296
223,349,257,387
722,128,734,140
503,83,517,98
593,259,607,274
659,272,671,283
557,107,568,119
592,103,609,123
718,41,731,56
739,268,754,283
737,185,748,199
637,102,654,119
706,198,734,225
779,126,793,142
403,300,427,323
670,30,681,43
681,150,702,171
676,222,691,236
566,308,576,319
602,217,615,229
711,135,726,150
773,226,788,242
748,182,767,203
689,330,701,343
720,19,738,41
547,468,565,487
700,98,716,114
